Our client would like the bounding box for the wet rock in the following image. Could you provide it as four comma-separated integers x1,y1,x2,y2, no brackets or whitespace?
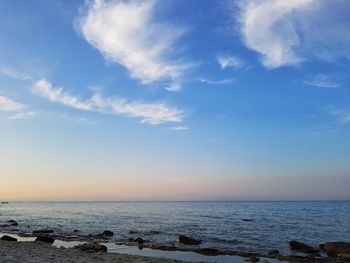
102,230,114,237
150,244,177,251
134,237,148,244
289,240,319,253
242,219,254,222
321,242,350,258
1,235,17,241
268,249,279,256
73,230,79,233
35,236,55,244
196,248,220,256
74,242,107,253
249,255,260,262
33,229,54,234
179,235,201,245
128,238,134,242
7,220,18,226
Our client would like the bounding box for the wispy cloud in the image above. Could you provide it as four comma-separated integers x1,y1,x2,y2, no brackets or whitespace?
237,0,350,68
32,79,184,125
217,55,244,70
0,95,27,112
199,78,234,85
327,108,350,124
8,111,36,120
78,0,189,90
0,67,32,81
169,126,189,131
304,74,340,89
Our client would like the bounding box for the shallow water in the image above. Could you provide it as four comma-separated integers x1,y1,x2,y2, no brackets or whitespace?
0,201,349,254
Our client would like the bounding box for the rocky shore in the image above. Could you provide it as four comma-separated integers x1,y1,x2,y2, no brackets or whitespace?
1,219,349,263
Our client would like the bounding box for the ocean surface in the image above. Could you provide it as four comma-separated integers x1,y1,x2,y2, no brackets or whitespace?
0,201,349,255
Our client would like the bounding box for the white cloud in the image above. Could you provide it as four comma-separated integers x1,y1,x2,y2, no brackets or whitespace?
0,95,27,112
328,108,350,124
199,78,234,85
217,55,244,70
304,74,339,89
238,0,350,68
8,111,36,120
32,79,184,125
78,0,189,89
0,67,31,81
165,82,182,92
169,126,188,131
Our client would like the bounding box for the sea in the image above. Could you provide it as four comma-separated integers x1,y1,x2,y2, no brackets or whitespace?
0,201,349,255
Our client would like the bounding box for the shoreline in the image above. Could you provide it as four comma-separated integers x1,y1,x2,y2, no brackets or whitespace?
1,231,348,263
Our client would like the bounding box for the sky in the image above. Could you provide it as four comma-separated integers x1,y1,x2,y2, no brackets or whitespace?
0,0,350,201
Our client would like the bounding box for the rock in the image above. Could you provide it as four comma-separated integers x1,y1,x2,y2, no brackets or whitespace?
196,248,220,256
150,244,177,251
0,224,10,227
249,255,260,262
321,242,350,258
242,219,254,222
35,236,55,244
268,249,279,256
179,235,201,245
73,230,79,233
289,240,319,253
33,229,54,234
102,230,114,237
1,235,17,241
128,238,134,242
134,237,148,244
74,242,107,253
7,220,18,226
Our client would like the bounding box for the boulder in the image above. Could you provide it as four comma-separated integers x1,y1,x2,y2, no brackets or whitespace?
321,242,350,258
102,230,114,237
33,229,54,234
179,235,201,245
196,248,220,256
35,236,55,244
74,242,107,252
289,240,319,253
268,249,280,256
1,235,17,241
134,237,148,244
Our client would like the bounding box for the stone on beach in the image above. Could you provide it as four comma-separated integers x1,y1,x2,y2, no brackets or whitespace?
33,229,54,234
1,235,17,241
7,219,18,226
179,235,201,245
102,230,114,237
289,240,319,253
74,242,107,252
35,236,55,244
320,242,350,258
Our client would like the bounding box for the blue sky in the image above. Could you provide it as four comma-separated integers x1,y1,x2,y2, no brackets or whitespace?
0,0,349,201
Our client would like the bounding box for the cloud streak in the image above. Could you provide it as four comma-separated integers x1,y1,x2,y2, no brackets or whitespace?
0,95,27,112
78,0,189,90
304,74,339,89
238,0,350,68
217,55,244,70
32,79,184,125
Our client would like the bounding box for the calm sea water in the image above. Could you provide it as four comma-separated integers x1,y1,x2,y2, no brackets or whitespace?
0,201,349,254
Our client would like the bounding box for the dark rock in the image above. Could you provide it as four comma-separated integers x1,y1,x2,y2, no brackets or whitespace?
128,238,134,242
73,229,79,233
74,242,107,252
196,248,220,256
1,235,17,241
35,236,55,244
249,255,260,262
289,240,319,253
102,230,114,237
7,220,17,224
150,244,177,251
0,224,10,228
33,229,54,234
179,235,201,245
242,219,254,222
321,242,350,258
268,249,279,256
134,237,148,244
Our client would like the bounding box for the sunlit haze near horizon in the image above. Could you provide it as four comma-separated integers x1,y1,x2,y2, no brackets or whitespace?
1,0,350,201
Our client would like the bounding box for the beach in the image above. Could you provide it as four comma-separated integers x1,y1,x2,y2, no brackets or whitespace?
0,240,184,263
